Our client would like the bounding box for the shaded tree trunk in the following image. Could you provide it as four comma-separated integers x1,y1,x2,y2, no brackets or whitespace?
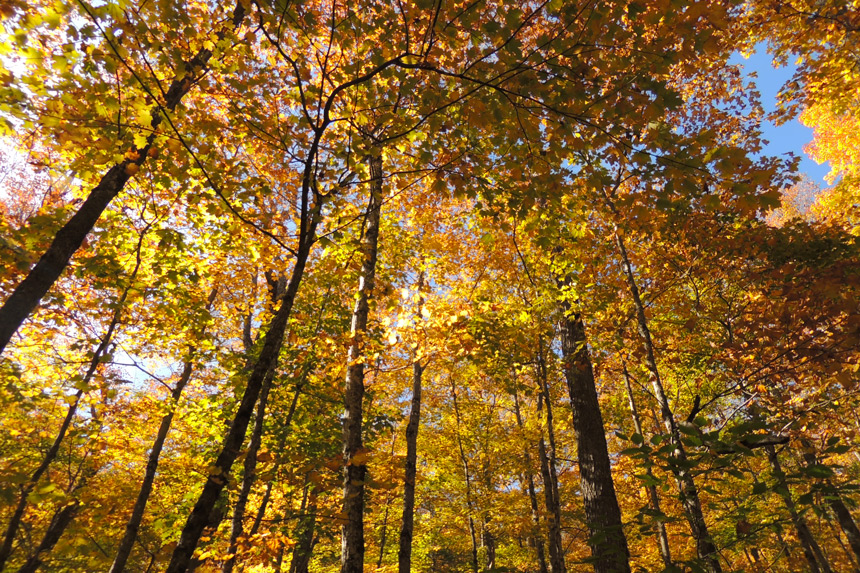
398,270,425,573
767,445,833,573
450,376,480,573
802,449,860,564
110,287,218,573
0,3,247,356
621,361,672,569
165,176,321,572
15,502,80,573
608,221,721,573
558,306,630,573
340,149,383,573
15,461,97,573
289,479,318,573
0,239,145,571
513,389,549,573
222,367,276,573
535,345,567,573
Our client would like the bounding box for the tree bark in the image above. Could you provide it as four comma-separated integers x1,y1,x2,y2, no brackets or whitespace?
222,366,276,573
14,461,97,573
110,288,218,573
534,344,567,573
0,3,247,356
621,362,672,569
767,446,833,573
165,189,320,572
340,148,383,573
557,307,631,573
289,479,318,573
0,240,143,571
398,270,424,573
513,389,549,573
450,376,480,573
609,223,721,573
802,449,860,564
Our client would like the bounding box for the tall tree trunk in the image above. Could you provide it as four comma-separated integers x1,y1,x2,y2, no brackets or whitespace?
0,3,247,356
14,502,80,573
512,389,549,573
110,287,218,573
621,362,673,569
557,307,630,573
248,296,328,541
767,446,833,573
289,479,318,573
450,376,480,573
398,270,425,573
535,346,567,573
802,449,860,564
249,382,304,539
222,367,276,573
608,222,721,573
15,461,97,573
0,236,145,571
340,148,383,573
166,179,321,572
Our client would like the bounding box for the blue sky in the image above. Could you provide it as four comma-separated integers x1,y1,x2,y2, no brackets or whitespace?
729,48,831,185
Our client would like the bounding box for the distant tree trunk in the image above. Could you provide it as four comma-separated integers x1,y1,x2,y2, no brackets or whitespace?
767,445,833,573
0,2,248,356
222,367,276,573
557,305,630,573
512,389,549,573
111,287,218,573
290,479,318,573
165,173,321,572
801,449,860,564
398,270,425,573
340,148,383,573
450,376,480,573
608,219,721,573
0,238,144,571
621,361,672,569
535,344,567,573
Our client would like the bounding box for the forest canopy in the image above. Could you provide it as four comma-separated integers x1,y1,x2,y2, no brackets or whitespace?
1,0,860,572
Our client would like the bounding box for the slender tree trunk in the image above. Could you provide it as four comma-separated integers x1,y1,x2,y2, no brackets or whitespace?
249,382,303,539
0,3,247,356
534,347,567,573
289,479,318,573
621,362,672,569
14,502,80,573
0,238,145,571
398,270,424,573
222,366,276,573
609,222,721,573
110,288,218,573
801,449,860,564
165,189,321,572
341,148,383,573
557,306,630,573
450,376,480,573
248,298,327,542
766,446,833,573
15,461,97,573
512,389,549,573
